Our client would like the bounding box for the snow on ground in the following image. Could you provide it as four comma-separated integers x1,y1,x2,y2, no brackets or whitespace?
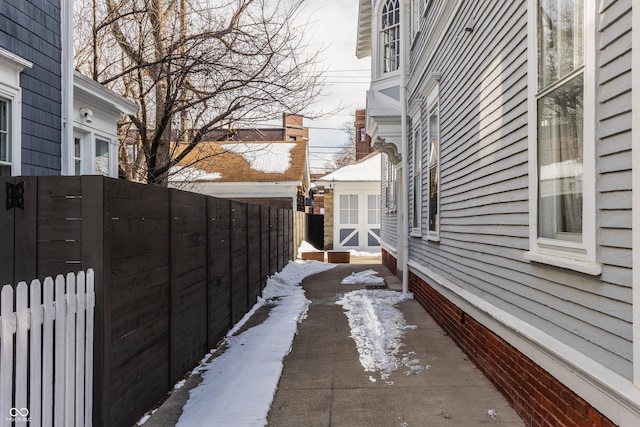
341,269,384,285
138,256,420,426
173,260,335,427
336,289,423,383
348,249,382,257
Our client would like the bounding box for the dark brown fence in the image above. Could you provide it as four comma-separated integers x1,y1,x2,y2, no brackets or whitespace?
1,176,294,427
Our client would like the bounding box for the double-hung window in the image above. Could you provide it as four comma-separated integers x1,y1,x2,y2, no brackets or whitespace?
385,157,397,212
0,48,31,176
381,0,400,73
526,0,599,274
411,120,422,235
427,105,440,238
0,98,10,176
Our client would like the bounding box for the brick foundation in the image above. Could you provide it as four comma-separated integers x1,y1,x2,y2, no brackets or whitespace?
382,254,617,426
381,248,397,276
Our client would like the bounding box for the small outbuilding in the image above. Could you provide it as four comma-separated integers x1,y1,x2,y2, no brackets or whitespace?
315,153,381,252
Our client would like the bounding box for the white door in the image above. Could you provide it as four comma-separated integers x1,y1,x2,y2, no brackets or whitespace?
335,191,381,252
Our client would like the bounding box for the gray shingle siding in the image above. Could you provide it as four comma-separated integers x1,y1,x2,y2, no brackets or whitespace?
0,0,62,175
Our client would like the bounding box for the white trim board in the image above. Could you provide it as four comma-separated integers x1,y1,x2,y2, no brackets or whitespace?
407,260,640,426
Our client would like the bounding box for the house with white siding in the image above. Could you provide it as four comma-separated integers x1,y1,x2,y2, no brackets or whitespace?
357,0,639,425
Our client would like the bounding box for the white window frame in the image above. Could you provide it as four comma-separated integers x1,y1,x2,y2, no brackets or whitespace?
524,0,600,275
410,117,422,236
409,0,421,43
426,100,440,240
0,48,32,176
380,0,401,74
72,129,117,177
384,157,398,213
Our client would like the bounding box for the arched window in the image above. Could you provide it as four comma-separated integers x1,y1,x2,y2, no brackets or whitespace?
381,0,400,73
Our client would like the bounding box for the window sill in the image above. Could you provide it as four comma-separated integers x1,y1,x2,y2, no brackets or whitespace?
410,230,422,238
524,251,602,276
423,234,439,242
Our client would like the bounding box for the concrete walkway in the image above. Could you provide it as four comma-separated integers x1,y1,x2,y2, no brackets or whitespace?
268,263,524,426
142,261,524,426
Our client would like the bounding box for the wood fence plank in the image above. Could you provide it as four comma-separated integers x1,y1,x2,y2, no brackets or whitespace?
0,177,15,286
15,282,28,416
76,272,87,427
260,206,270,289
30,279,43,426
247,204,261,307
278,209,285,271
42,277,54,427
269,208,278,275
14,176,38,284
230,202,248,324
82,176,108,427
54,275,65,426
169,190,208,385
0,286,14,426
207,198,231,347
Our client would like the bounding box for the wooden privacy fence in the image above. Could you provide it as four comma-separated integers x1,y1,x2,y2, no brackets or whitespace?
0,270,95,427
0,176,295,427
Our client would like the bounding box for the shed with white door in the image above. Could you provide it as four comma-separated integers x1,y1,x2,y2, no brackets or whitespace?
316,153,381,252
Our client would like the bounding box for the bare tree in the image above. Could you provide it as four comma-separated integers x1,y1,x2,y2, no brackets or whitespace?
322,119,356,171
74,0,324,185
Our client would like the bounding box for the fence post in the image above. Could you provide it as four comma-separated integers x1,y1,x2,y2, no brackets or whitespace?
81,175,107,426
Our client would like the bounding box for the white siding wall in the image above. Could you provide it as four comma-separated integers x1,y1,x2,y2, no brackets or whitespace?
406,0,633,379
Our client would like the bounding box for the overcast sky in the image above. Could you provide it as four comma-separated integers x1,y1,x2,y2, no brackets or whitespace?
297,0,371,173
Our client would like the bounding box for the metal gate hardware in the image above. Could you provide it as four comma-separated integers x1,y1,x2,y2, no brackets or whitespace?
5,182,24,210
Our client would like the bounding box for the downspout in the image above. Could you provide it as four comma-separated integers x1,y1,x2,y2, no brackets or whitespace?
400,0,409,295
61,0,74,175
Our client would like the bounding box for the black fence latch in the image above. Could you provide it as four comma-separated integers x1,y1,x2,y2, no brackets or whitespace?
5,182,24,210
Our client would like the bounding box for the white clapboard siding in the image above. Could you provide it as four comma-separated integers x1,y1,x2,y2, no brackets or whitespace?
0,270,95,427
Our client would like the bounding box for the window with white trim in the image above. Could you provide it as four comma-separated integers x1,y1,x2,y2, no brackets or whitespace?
409,0,421,42
526,0,599,274
411,119,422,234
0,48,31,176
385,158,397,212
427,104,440,237
0,98,10,176
381,0,400,73
72,130,115,177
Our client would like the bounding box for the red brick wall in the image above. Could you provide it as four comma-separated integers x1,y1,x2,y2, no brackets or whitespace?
381,258,618,427
381,248,397,276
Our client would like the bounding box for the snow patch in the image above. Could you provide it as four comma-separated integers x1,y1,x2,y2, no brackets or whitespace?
223,142,296,173
170,165,222,182
336,289,419,381
176,260,335,427
341,269,384,285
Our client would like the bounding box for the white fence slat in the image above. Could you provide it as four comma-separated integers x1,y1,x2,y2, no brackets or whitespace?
65,273,77,427
15,282,29,416
1,285,15,426
30,279,44,427
85,269,95,427
75,272,86,427
1,271,94,427
42,277,55,427
54,275,66,426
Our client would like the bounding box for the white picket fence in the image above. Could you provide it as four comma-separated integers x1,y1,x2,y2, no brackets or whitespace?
0,270,95,427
